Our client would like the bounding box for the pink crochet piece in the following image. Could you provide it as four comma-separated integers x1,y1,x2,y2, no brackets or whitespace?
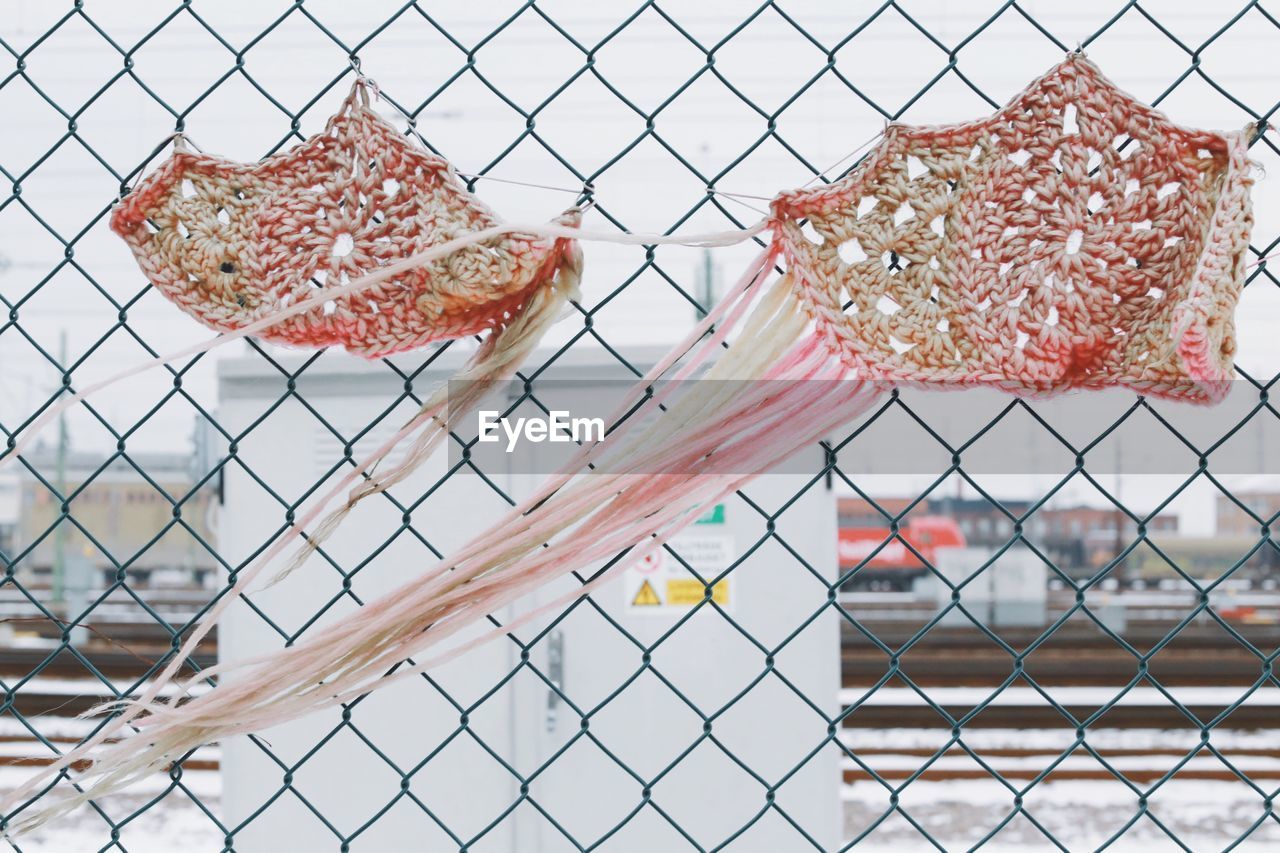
771,52,1253,402
110,82,579,358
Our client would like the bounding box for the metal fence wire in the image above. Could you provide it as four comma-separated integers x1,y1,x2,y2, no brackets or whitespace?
2,1,1280,850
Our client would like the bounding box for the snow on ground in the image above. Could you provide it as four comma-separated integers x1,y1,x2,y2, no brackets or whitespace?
838,685,1280,706
837,726,1280,847
0,723,1274,849
7,778,1275,851
2,794,223,853
0,765,222,852
0,741,219,763
0,717,96,742
842,779,1280,850
2,778,1275,850
0,766,220,801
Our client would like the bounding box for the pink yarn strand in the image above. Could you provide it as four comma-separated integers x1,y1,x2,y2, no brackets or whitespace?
3,255,888,833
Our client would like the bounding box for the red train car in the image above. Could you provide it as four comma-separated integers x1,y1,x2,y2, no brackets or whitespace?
838,516,965,590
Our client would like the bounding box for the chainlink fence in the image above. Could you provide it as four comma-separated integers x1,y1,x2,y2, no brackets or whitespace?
1,1,1279,850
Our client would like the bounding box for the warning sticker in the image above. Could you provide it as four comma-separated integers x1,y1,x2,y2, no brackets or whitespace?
623,531,734,615
631,579,662,607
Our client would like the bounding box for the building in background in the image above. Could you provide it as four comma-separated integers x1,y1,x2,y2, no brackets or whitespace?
1216,482,1280,537
1039,505,1178,574
12,446,218,587
0,472,17,560
932,497,1040,549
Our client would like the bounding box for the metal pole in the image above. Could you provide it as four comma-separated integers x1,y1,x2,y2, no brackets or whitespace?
52,330,67,604
1114,432,1124,584
695,248,714,320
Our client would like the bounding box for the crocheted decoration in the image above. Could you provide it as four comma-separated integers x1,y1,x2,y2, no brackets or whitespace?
7,53,1258,834
110,82,580,358
771,52,1253,402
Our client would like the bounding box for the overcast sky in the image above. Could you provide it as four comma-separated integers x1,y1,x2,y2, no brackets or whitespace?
2,0,1278,534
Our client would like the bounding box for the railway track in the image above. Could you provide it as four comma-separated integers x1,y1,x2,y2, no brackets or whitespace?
0,591,1273,792
3,618,1274,684
838,738,1280,784
4,587,1277,687
837,684,1280,729
840,621,1280,687
0,677,1271,795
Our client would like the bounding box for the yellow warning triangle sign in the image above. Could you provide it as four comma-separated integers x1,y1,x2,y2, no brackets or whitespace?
631,579,662,607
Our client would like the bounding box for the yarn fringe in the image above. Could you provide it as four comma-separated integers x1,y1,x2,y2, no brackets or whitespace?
2,245,884,835
275,235,583,581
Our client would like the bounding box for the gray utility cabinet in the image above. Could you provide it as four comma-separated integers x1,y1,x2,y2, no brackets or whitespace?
216,346,840,851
